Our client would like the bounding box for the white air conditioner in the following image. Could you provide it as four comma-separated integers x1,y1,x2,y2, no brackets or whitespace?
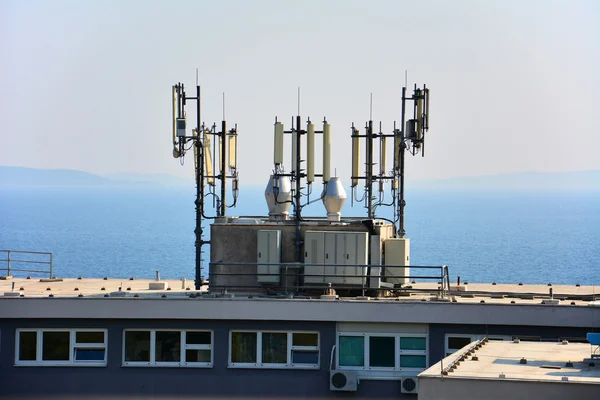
330,371,358,391
401,377,418,394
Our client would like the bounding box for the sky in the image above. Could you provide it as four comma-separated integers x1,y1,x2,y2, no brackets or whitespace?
1,0,599,186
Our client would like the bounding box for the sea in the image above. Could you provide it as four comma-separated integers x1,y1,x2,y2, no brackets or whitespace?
1,186,599,285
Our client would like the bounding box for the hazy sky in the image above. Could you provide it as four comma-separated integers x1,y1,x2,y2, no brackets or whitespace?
1,0,599,186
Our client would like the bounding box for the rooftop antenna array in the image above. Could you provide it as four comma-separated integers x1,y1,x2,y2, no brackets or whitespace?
268,88,332,262
350,84,430,237
171,74,239,288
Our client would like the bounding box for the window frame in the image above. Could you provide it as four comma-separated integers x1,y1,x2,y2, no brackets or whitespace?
122,329,213,368
336,332,428,373
15,328,108,367
228,330,320,369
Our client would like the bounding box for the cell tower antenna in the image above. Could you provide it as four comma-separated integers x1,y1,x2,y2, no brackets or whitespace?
370,93,373,121
196,68,199,86
297,87,300,115
223,92,225,120
404,70,408,87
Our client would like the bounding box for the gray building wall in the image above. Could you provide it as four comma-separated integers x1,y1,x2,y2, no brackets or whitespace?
0,318,405,400
418,376,600,400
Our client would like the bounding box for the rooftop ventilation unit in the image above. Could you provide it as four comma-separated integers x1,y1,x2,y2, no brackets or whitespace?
330,371,358,391
401,377,418,394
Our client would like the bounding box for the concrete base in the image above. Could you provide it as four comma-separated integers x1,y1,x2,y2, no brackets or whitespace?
320,294,338,300
543,299,560,305
4,291,22,297
450,285,468,291
149,282,169,290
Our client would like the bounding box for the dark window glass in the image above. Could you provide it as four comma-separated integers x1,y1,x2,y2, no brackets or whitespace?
155,331,181,362
291,350,319,365
186,331,211,345
448,337,472,350
292,333,318,347
400,355,426,368
186,349,211,363
262,332,287,364
42,331,70,361
74,349,105,361
75,331,104,344
400,337,426,350
19,331,37,361
125,331,150,362
369,336,395,367
231,332,257,363
339,336,364,367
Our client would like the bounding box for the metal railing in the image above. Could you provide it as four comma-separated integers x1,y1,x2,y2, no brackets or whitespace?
209,261,450,297
0,250,53,279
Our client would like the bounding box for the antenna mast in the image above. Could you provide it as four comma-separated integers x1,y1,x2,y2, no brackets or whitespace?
350,84,431,237
170,78,239,288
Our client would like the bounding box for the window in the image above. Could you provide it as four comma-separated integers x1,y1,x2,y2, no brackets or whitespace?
229,331,319,369
337,333,427,371
445,334,512,356
15,329,107,366
123,330,213,367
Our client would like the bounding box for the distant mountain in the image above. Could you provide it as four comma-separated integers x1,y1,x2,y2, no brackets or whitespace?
0,167,159,187
1,166,599,190
103,172,193,187
0,166,113,187
409,170,600,191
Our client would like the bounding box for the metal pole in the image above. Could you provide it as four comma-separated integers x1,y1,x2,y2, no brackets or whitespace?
194,84,204,289
49,252,53,278
220,120,227,216
399,87,407,238
367,120,373,218
295,115,302,262
7,250,10,277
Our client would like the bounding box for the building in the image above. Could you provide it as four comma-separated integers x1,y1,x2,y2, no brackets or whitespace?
418,338,600,400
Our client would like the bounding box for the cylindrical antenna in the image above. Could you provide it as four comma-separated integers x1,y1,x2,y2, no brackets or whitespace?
322,120,331,182
425,87,430,130
203,131,215,185
297,87,300,116
416,89,424,142
370,93,373,121
172,86,178,149
222,92,225,120
274,121,284,165
195,68,199,86
404,70,407,88
351,128,360,187
306,121,315,183
291,127,298,174
228,133,237,170
380,136,387,177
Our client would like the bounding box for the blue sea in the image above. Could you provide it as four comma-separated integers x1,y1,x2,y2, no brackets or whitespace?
1,187,599,285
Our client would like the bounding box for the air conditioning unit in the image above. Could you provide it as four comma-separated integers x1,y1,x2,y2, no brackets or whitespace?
330,371,358,391
401,377,418,394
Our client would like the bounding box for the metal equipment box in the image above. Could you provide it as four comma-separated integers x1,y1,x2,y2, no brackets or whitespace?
257,230,281,284
384,238,410,285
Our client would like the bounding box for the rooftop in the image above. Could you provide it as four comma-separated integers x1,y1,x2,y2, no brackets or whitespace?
420,339,600,384
1,278,598,306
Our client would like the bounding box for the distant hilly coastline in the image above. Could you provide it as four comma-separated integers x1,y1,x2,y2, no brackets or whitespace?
0,166,599,191
0,166,190,188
